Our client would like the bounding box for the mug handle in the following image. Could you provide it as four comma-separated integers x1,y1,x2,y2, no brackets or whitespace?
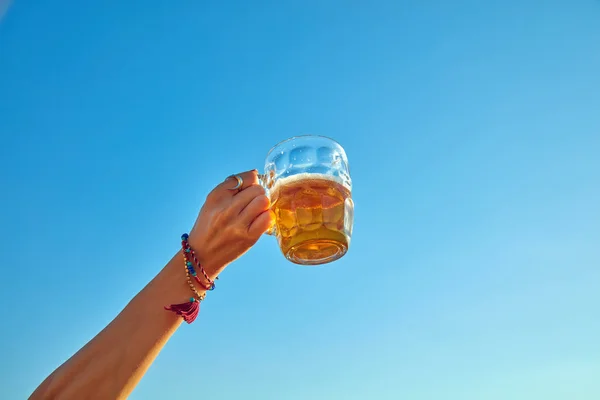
258,174,276,236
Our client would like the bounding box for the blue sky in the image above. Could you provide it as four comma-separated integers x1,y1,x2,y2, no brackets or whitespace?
1,1,599,399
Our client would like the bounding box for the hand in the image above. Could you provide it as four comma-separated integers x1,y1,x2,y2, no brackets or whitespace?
187,169,274,276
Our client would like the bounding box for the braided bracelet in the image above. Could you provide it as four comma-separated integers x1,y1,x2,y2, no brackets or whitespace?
182,236,215,291
164,234,215,323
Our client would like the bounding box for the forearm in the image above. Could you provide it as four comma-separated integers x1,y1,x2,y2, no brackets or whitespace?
30,169,270,399
30,253,216,400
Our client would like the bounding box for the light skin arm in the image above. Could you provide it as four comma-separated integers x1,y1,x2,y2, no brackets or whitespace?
30,170,273,400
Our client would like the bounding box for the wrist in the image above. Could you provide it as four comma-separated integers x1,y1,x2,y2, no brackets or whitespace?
186,233,227,280
161,236,225,324
177,234,226,294
199,260,227,281
162,252,200,300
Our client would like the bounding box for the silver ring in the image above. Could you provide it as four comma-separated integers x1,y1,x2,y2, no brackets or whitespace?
227,174,243,191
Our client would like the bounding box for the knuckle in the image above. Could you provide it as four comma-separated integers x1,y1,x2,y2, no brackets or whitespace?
206,188,222,203
255,194,270,209
234,228,246,240
231,225,248,240
213,210,229,227
248,184,265,197
205,192,215,203
221,205,237,220
244,170,260,185
232,185,262,208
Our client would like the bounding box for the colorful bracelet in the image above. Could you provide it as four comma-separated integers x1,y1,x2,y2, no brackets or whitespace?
182,235,215,291
164,233,216,323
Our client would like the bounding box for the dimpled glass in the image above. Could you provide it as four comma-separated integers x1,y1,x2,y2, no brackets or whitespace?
263,135,354,265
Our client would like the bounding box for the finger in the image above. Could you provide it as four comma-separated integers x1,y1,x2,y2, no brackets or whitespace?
239,193,270,225
248,209,276,238
231,184,265,215
220,170,259,193
233,170,260,194
208,170,259,202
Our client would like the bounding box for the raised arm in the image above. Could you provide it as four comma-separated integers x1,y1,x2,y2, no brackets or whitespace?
30,170,273,400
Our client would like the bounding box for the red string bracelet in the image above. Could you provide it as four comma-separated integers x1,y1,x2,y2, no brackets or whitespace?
182,237,215,290
164,233,215,323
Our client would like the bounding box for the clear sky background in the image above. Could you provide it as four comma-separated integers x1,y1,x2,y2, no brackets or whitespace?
1,1,599,399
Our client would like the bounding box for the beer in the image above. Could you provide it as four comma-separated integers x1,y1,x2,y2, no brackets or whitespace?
270,173,353,265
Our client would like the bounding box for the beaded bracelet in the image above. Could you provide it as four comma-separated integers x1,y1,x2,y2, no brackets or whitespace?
182,236,215,291
164,234,216,323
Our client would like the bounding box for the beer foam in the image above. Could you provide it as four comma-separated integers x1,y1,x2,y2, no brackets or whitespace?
270,172,350,194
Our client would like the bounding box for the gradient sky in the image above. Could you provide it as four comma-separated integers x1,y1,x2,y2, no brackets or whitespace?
1,1,600,399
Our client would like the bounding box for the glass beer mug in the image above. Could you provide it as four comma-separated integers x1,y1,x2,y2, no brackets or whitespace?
260,135,354,265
